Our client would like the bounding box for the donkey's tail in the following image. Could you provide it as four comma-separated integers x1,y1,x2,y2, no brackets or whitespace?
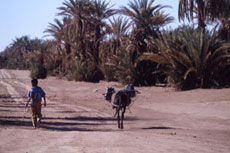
113,104,121,118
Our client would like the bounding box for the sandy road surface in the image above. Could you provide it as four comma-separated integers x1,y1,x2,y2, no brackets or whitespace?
0,69,230,153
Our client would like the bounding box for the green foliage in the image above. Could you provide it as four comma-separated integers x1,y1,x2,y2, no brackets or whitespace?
120,0,174,54
29,51,47,79
2,0,230,90
212,43,230,87
107,48,136,84
107,47,165,86
215,65,230,87
67,59,104,82
99,62,117,81
141,26,230,90
0,36,30,69
5,58,26,69
134,60,159,86
30,63,47,79
42,41,64,76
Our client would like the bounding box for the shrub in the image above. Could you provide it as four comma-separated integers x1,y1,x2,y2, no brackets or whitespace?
107,48,136,84
99,62,117,81
29,51,47,79
108,47,164,86
134,60,158,86
30,63,47,79
140,26,230,90
67,59,104,82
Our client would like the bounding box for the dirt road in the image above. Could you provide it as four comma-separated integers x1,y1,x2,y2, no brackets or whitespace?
0,69,230,153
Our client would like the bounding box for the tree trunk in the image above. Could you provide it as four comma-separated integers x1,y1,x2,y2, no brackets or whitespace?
196,0,206,30
78,20,86,60
93,25,101,66
65,43,71,55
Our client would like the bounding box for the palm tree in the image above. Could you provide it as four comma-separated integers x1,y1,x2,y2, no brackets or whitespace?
58,0,90,58
178,0,206,29
2,36,48,69
178,0,230,31
10,36,30,57
44,19,64,45
139,26,230,89
108,16,131,54
218,16,230,41
120,0,173,34
211,0,230,42
100,16,131,82
120,0,174,54
88,0,115,66
205,0,229,20
7,36,32,69
44,18,73,55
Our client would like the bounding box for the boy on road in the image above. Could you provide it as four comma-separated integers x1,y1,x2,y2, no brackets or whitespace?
26,79,46,129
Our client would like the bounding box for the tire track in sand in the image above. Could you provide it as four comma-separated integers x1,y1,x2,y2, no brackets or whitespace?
0,69,12,79
0,80,25,105
0,69,112,131
0,69,110,116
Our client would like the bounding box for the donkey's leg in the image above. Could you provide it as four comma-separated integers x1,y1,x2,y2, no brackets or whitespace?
117,95,122,129
117,107,121,128
121,106,126,129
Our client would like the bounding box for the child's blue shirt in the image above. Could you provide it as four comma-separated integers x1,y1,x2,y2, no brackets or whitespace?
28,86,46,98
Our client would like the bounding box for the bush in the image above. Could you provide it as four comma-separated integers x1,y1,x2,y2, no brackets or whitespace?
67,59,104,82
99,62,117,81
30,63,47,79
108,48,164,86
108,48,136,84
133,60,158,86
140,26,230,90
29,50,47,79
214,64,230,87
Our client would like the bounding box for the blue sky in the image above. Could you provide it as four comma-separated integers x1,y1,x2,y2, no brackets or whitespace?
0,0,180,51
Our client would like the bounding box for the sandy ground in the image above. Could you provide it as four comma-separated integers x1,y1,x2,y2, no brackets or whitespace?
0,69,230,153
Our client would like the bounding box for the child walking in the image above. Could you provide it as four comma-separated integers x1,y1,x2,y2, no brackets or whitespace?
26,79,46,129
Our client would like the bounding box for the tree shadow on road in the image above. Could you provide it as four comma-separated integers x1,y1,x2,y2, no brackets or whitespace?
0,115,104,131
40,116,138,132
0,115,138,132
0,94,12,98
44,116,137,121
0,104,26,108
0,116,32,128
142,126,176,130
0,94,27,99
0,94,138,132
0,94,27,104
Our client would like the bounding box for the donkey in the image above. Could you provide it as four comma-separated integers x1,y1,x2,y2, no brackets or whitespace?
105,87,132,129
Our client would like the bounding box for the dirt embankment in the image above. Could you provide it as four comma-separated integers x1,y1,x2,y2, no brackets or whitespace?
0,69,230,153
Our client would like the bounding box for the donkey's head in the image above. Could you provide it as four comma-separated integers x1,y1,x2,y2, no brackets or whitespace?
104,87,115,101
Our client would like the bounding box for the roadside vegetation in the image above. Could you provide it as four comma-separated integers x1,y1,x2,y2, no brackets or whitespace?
0,0,230,89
